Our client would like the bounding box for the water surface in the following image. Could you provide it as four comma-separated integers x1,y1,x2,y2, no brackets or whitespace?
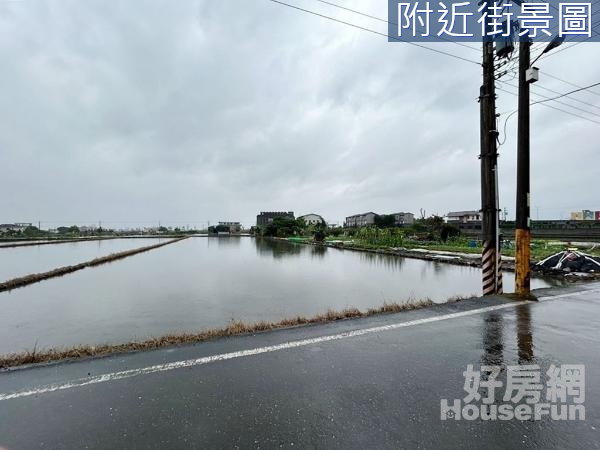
0,237,559,354
0,238,166,282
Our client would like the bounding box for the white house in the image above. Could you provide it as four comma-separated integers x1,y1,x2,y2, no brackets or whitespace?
298,214,325,226
446,211,481,223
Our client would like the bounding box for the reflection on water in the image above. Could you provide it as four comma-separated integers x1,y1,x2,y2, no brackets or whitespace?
481,303,535,368
0,237,556,354
357,251,405,270
207,236,242,249
255,238,303,259
309,245,327,259
482,312,505,367
516,305,534,364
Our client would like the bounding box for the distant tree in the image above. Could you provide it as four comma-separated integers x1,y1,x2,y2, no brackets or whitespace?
440,224,460,242
327,226,343,237
23,226,40,237
260,217,303,237
313,228,326,242
374,214,396,228
408,221,427,233
423,215,445,230
411,215,461,242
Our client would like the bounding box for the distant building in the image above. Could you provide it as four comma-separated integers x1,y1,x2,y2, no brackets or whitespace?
218,221,242,234
392,212,414,226
446,211,482,224
0,223,31,233
570,211,584,220
14,222,32,229
298,214,325,226
345,212,377,228
571,210,599,221
256,211,295,226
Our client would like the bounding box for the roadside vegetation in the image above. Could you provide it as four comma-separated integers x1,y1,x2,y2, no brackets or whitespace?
254,216,329,242
0,296,481,369
337,233,600,260
251,214,600,261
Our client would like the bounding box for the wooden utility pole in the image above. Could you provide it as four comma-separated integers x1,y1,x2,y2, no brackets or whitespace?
479,5,503,296
515,39,531,296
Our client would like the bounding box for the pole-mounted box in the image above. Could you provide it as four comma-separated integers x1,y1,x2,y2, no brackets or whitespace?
526,66,539,84
495,20,517,59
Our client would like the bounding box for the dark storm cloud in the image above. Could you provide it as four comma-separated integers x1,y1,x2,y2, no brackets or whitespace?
1,0,598,227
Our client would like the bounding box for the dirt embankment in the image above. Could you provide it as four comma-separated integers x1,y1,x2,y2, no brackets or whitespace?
281,238,600,282
0,237,122,249
0,237,188,293
0,298,452,370
0,235,186,249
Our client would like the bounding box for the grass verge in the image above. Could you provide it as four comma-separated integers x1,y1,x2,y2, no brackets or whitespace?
0,237,188,293
0,297,471,370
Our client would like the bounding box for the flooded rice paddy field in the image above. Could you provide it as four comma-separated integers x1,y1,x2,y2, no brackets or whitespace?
0,237,559,354
0,238,166,282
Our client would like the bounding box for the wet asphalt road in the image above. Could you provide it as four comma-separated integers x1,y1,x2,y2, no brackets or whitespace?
0,283,599,449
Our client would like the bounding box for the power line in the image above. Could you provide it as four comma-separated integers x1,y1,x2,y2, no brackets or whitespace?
267,0,481,65
530,81,600,107
510,17,600,65
543,72,600,97
267,2,600,126
533,83,600,111
496,86,600,132
499,81,600,118
312,0,482,53
537,25,598,61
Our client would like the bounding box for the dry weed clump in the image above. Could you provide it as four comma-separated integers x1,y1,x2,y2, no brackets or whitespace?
0,296,464,370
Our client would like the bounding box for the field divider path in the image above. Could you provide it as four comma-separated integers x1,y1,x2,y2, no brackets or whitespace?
0,235,186,249
0,237,124,249
0,237,188,293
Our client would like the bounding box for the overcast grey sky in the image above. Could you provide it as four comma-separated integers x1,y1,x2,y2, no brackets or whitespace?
1,0,599,228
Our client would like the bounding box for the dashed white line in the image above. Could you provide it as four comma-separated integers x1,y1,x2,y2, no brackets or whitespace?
0,301,535,402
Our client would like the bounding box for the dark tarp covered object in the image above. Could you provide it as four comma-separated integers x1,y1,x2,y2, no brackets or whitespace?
535,251,600,273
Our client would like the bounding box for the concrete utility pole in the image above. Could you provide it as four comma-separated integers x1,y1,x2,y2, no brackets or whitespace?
515,39,532,296
514,32,564,296
479,4,503,296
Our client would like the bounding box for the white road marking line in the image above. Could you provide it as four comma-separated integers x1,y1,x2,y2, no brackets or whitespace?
537,288,600,301
0,301,532,401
